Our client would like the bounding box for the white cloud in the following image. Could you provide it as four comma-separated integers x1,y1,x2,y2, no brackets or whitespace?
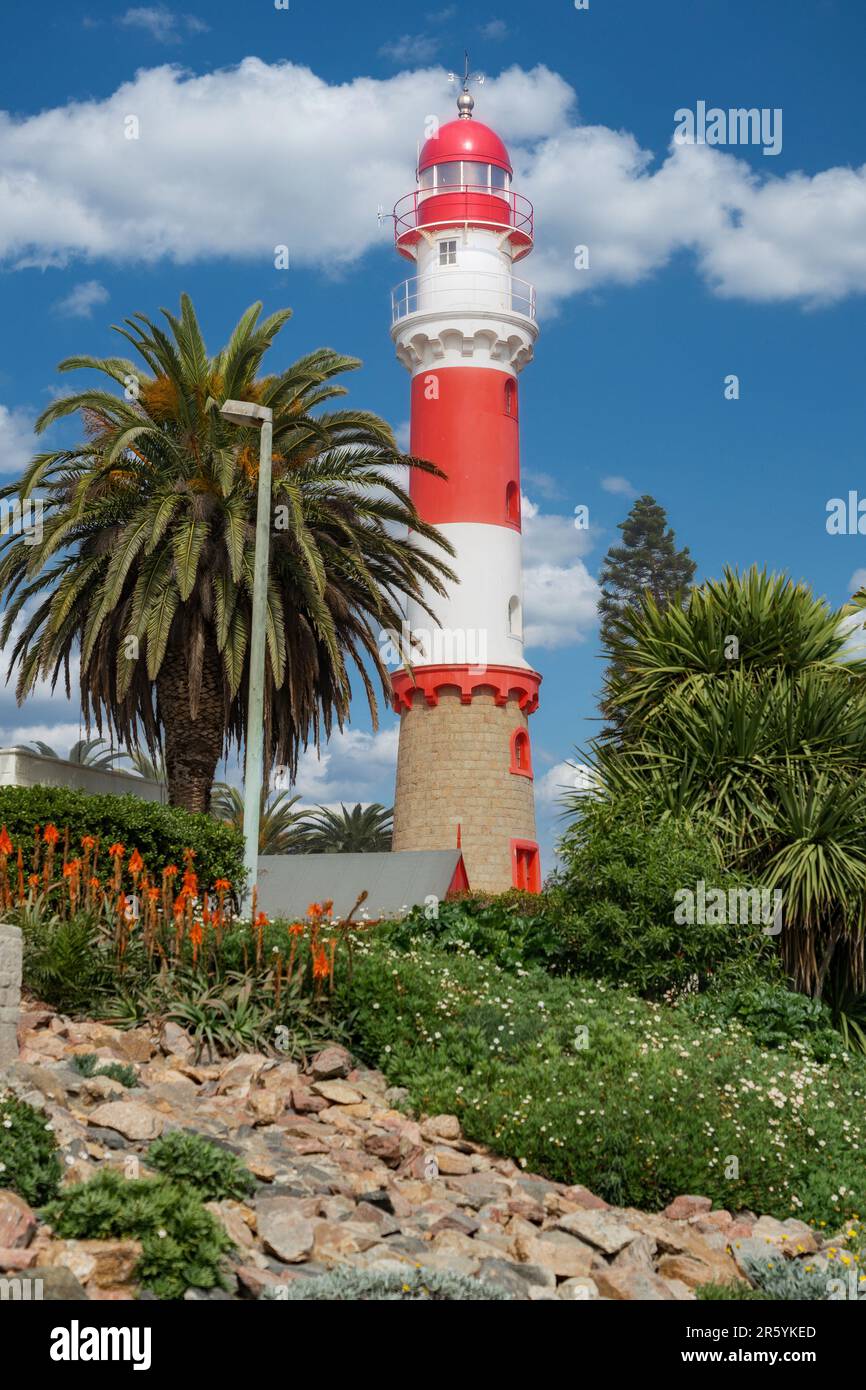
0,61,863,306
522,469,561,500
379,34,441,64
479,20,509,41
521,494,591,565
849,569,866,594
0,405,35,477
523,561,600,650
292,725,399,805
53,279,109,318
394,419,411,453
520,495,599,649
536,759,597,808
601,474,636,496
0,722,83,753
118,7,208,44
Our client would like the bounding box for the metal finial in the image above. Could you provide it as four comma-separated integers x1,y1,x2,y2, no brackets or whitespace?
448,50,484,118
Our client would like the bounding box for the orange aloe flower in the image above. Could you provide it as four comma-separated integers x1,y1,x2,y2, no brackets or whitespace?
214,878,231,893
128,849,144,878
163,865,178,879
108,843,125,859
28,874,40,889
43,824,60,846
0,826,13,856
81,835,96,851
288,921,305,936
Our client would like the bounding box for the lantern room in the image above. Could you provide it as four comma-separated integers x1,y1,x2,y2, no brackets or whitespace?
394,111,533,262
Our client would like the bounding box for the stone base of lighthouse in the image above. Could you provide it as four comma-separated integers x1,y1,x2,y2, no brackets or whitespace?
392,687,538,893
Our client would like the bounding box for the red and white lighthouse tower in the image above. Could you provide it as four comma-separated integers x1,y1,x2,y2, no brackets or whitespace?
389,80,542,894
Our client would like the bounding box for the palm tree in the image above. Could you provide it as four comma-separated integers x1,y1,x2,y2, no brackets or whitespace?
115,746,167,787
210,782,308,856
300,802,393,853
25,737,116,768
579,566,866,997
0,297,454,813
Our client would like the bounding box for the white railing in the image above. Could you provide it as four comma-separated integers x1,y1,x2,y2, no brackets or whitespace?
391,272,537,325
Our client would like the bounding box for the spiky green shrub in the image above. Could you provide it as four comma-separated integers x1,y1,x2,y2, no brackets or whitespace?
70,1054,138,1088
146,1130,255,1202
0,1091,62,1204
41,1168,234,1299
262,1265,511,1300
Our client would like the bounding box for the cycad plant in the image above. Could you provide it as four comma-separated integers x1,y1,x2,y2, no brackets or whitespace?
579,566,866,997
0,296,454,813
26,738,116,769
300,802,393,853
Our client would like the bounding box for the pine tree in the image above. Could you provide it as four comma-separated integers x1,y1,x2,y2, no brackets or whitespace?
597,495,696,727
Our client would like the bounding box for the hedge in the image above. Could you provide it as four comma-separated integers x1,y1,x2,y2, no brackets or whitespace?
0,785,243,891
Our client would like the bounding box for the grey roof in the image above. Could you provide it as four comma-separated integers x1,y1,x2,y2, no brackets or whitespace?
255,850,465,921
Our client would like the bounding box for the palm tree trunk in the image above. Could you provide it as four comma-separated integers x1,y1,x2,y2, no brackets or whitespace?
156,636,225,814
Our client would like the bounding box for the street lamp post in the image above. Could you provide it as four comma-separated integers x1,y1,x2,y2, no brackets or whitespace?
220,399,274,910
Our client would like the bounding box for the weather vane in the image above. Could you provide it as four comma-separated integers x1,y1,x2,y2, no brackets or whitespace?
448,50,484,117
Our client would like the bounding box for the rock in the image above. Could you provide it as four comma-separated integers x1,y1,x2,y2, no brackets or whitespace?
81,1074,128,1102
752,1215,819,1256
478,1257,555,1296
3,1061,68,1106
611,1234,656,1271
161,1022,195,1061
56,1239,141,1289
421,1114,461,1141
556,1209,639,1255
260,1061,301,1092
290,1086,329,1115
558,1276,600,1300
363,1133,403,1166
0,1191,37,1249
216,1054,266,1096
249,1091,285,1125
657,1253,722,1289
517,1231,595,1279
561,1185,609,1211
311,1220,380,1265
0,1246,37,1270
309,1046,352,1081
311,1080,363,1106
662,1195,713,1221
431,1148,473,1176
86,1101,164,1141
257,1203,315,1264
0,924,22,1066
595,1267,679,1301
22,1266,89,1300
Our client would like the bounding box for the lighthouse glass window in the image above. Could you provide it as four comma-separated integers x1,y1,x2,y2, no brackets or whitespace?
439,240,458,267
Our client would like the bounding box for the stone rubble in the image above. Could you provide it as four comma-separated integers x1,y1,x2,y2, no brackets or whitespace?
0,1008,840,1300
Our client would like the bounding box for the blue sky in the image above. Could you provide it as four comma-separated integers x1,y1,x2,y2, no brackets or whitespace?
1,0,865,869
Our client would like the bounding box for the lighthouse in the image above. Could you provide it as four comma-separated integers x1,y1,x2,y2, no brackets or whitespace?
389,78,542,894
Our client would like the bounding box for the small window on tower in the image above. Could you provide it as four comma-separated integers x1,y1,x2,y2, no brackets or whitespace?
504,379,517,417
505,480,520,525
510,728,533,778
508,595,523,640
439,239,458,267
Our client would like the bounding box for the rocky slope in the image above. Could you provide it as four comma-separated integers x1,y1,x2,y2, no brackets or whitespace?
0,1007,829,1300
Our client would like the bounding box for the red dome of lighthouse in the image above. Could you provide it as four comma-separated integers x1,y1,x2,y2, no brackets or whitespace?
418,119,512,176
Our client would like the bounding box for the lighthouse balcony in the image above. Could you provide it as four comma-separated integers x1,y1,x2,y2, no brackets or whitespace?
394,185,534,261
391,271,537,327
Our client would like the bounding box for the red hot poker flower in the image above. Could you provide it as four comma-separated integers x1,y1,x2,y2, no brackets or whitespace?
0,826,12,856
43,824,60,846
